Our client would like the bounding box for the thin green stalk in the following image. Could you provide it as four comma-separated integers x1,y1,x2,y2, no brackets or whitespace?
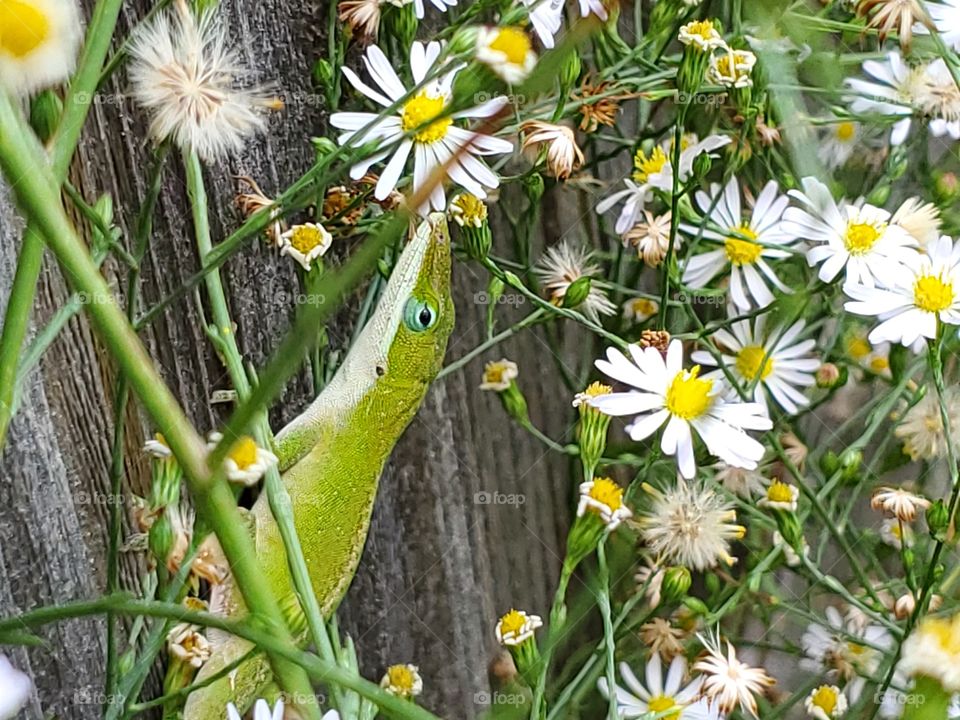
184,148,344,707
0,0,126,450
657,104,687,328
0,594,442,720
0,89,321,720
595,543,617,720
531,557,576,720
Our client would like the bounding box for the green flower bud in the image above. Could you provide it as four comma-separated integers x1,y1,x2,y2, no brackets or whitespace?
815,363,846,389
934,171,960,202
313,58,334,89
574,382,613,475
523,173,545,203
30,90,62,144
682,596,710,617
820,450,840,476
566,513,605,567
839,448,862,482
692,151,713,180
149,513,173,568
927,499,950,542
561,52,582,90
500,382,530,425
562,276,593,309
867,183,891,206
662,566,692,602
311,136,338,158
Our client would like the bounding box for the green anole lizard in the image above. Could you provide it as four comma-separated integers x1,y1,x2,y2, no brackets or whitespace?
182,213,454,719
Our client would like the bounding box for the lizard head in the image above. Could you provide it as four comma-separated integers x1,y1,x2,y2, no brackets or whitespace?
382,211,454,386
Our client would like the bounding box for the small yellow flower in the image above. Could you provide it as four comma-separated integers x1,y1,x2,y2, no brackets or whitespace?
476,26,537,84
279,222,334,272
0,0,80,95
577,477,633,529
380,663,423,698
207,432,279,486
495,609,543,646
573,381,612,408
759,480,799,512
450,193,488,228
677,19,724,51
805,685,847,720
480,358,518,392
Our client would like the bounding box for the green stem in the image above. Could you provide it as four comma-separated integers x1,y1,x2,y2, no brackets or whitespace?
595,543,617,720
0,594,442,720
0,89,321,720
531,557,576,720
0,0,126,450
184,149,344,708
657,104,687,328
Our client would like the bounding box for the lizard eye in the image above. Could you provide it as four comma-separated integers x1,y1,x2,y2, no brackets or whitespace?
403,297,439,332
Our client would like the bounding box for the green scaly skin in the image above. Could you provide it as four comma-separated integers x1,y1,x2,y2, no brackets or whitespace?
182,214,454,719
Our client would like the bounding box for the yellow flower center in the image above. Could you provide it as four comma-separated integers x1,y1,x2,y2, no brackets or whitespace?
385,664,417,694
724,225,762,266
846,336,872,359
713,54,733,78
499,609,528,637
664,366,714,420
913,274,954,313
922,615,960,655
488,27,531,65
870,356,889,372
836,122,856,142
632,146,668,183
648,695,680,720
290,225,327,254
630,298,658,316
811,686,839,715
843,222,883,255
766,480,794,504
0,0,50,58
736,344,774,381
228,436,259,470
402,91,452,143
685,20,716,42
588,477,624,512
582,381,612,398
483,362,512,386
452,193,487,225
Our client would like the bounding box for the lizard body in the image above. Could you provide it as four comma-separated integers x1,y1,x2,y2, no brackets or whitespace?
183,214,453,719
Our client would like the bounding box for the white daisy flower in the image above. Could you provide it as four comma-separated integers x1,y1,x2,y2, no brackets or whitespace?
622,297,659,323
589,339,771,478
597,654,719,720
577,476,633,530
0,0,80,96
413,0,456,18
476,26,537,84
380,663,424,698
758,479,799,511
330,41,513,213
127,1,279,160
694,632,775,718
522,0,564,49
520,120,584,180
637,479,746,569
817,120,861,170
0,655,31,720
227,699,284,720
691,313,819,415
681,177,798,310
801,606,891,703
479,358,518,392
533,240,617,322
207,433,279,486
916,0,960,49
805,685,847,720
782,176,917,287
495,609,543,646
844,51,922,145
844,234,960,347
678,19,726,50
279,222,334,272
901,613,960,692
597,133,731,235
871,486,930,522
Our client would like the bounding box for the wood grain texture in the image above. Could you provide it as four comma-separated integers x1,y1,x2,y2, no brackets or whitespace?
0,4,592,718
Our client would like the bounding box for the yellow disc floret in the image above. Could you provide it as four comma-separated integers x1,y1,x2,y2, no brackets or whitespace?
632,146,668,183
588,477,624,512
736,345,774,381
843,222,883,255
836,122,856,142
228,436,259,470
913,274,954,313
402,91,452,144
489,27,531,65
647,695,680,720
665,366,714,420
810,686,839,715
724,225,762,266
0,0,50,58
290,225,326,254
766,479,794,504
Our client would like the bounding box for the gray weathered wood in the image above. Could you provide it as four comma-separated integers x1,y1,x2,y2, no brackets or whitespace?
0,3,588,718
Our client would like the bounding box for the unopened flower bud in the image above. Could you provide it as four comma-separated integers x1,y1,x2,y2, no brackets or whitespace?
662,566,692,602
815,362,845,389
935,171,960,202
562,276,593,309
573,382,613,474
867,184,891,206
927,499,950,541
895,593,916,620
311,136,338,158
692,151,713,180
30,90,63,144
